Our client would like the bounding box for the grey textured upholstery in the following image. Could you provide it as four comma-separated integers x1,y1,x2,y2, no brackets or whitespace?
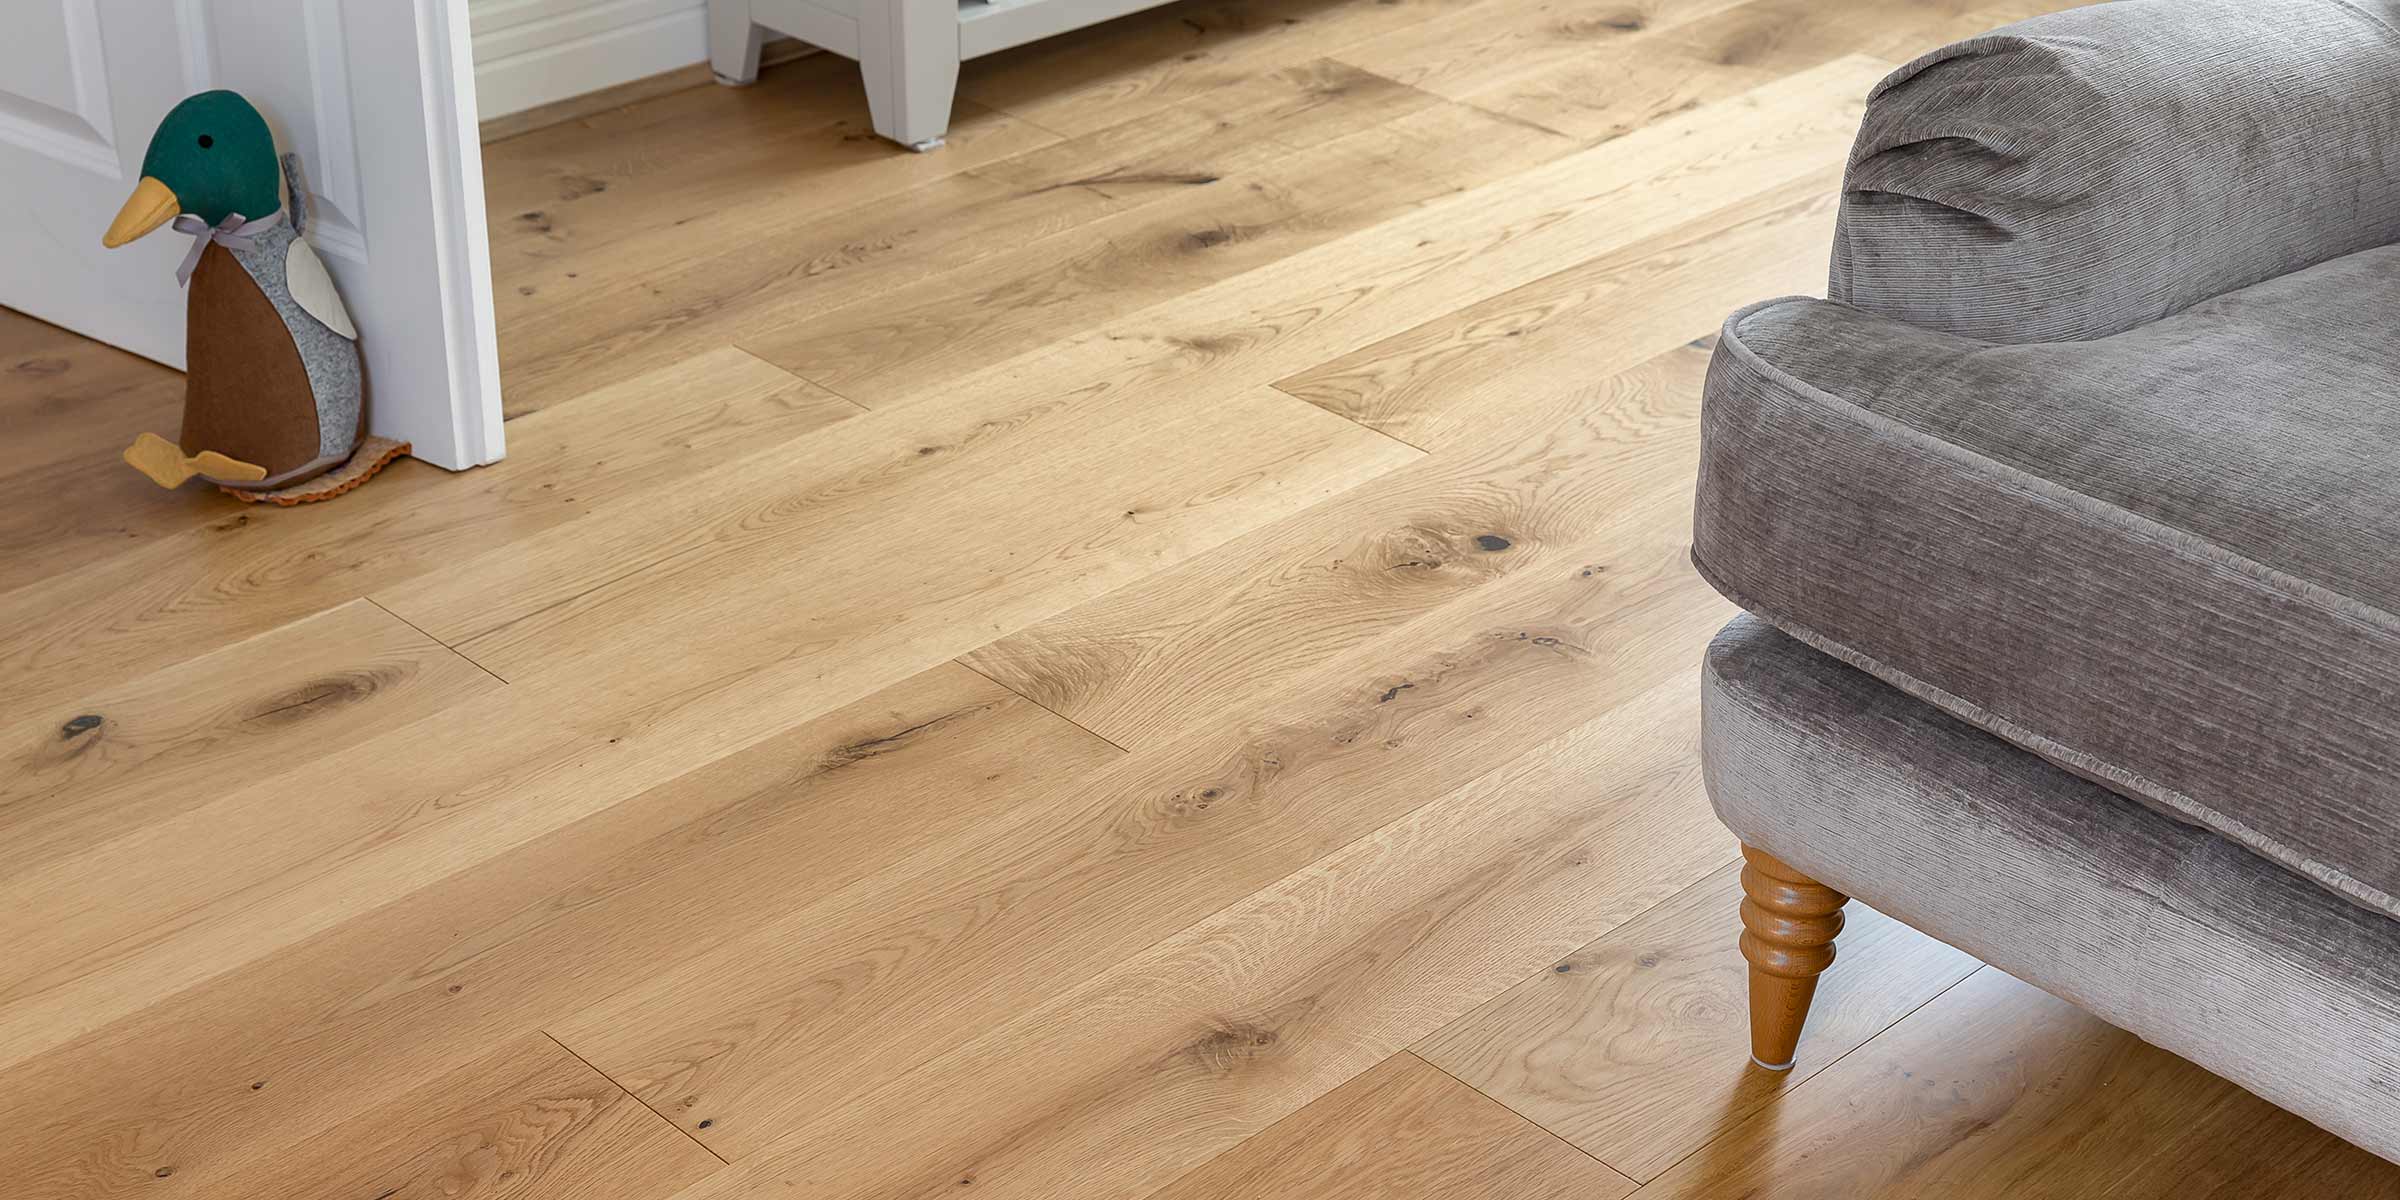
1833,0,2400,343
1694,249,2400,924
1702,615,2400,1164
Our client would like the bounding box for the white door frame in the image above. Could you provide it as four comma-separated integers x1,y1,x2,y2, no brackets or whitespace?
404,0,505,469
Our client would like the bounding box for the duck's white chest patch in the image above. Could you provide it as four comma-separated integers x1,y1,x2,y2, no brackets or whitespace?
283,234,357,340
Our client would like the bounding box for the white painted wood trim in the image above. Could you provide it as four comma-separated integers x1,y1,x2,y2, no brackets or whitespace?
472,1,709,118
475,0,691,56
414,0,506,467
732,0,1185,146
748,0,860,58
956,0,1180,59
856,0,957,147
707,0,766,81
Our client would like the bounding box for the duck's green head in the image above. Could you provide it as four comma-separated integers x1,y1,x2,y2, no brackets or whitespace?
102,90,280,248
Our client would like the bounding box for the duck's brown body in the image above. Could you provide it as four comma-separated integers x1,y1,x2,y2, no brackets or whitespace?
183,242,328,483
105,91,370,494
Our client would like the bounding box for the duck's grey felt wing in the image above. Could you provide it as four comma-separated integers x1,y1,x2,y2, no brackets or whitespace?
284,236,357,340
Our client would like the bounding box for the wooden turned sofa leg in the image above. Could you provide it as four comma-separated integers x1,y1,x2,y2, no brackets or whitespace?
1738,843,1848,1071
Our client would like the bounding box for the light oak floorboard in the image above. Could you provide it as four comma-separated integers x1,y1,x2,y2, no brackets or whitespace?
1332,0,1758,110
388,387,1414,684
1436,0,2078,140
552,520,1736,1158
954,0,1505,138
741,57,1879,409
0,597,500,878
494,59,1445,414
0,310,202,589
1150,1052,1637,1200
0,385,1401,1073
1631,969,2400,1198
1274,174,1837,447
1419,859,1980,1181
738,92,1569,408
659,670,1733,1198
189,1032,721,1200
964,342,1713,748
0,346,856,714
0,665,1115,1198
0,310,183,482
484,52,1058,408
5,2,2308,1196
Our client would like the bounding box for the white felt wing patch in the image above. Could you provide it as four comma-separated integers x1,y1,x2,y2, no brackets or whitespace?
284,236,357,340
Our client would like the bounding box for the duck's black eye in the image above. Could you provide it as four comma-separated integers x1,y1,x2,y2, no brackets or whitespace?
196,134,214,149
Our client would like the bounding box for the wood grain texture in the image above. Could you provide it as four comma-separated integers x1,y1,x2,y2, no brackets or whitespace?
741,55,1878,410
7,1,2305,1196
0,597,499,877
385,386,1414,687
0,346,855,714
483,50,1058,416
1428,0,2075,141
555,527,1735,1158
1333,0,1756,109
659,670,1733,1198
493,60,1467,415
736,85,1568,408
1420,860,1979,1180
188,1032,720,1200
954,0,1494,137
0,309,183,476
964,342,1713,748
0,310,202,589
1633,969,2400,1198
1274,174,1837,447
1150,1053,1637,1200
0,412,1343,1071
0,664,1115,1198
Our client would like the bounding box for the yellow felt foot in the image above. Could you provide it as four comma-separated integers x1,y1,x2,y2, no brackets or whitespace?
123,432,267,489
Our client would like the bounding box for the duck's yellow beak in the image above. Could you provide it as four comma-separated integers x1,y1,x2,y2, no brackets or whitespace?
102,177,180,248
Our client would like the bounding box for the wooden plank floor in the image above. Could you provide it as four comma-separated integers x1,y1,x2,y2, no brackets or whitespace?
5,0,2396,1195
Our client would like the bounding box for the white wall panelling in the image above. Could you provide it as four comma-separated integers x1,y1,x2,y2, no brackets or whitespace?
0,2,123,179
470,0,711,118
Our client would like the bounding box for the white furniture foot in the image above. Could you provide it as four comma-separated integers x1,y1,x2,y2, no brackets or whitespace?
709,0,765,85
729,0,1194,151
860,0,960,150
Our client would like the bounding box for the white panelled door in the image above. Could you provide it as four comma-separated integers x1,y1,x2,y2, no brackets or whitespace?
0,0,503,469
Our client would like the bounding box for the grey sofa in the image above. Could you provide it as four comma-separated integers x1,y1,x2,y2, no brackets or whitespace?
1691,0,2400,1162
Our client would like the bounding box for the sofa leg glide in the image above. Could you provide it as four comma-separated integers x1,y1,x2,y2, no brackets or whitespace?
1738,844,1847,1070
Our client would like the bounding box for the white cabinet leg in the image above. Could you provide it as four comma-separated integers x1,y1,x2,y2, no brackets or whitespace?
859,0,959,150
709,0,764,85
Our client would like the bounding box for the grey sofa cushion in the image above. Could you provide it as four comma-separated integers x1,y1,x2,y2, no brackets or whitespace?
1692,243,2400,924
1701,615,2400,1165
1833,0,2400,344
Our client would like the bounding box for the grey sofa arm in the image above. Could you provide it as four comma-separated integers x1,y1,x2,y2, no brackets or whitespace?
1831,0,2400,344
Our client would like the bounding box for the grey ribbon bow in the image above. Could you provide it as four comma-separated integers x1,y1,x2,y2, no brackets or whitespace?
172,209,283,287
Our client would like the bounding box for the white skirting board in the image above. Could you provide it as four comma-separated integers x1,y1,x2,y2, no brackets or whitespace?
472,0,1185,140
471,0,712,119
725,0,1182,147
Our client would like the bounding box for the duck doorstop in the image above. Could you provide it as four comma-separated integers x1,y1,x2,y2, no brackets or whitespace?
102,90,398,502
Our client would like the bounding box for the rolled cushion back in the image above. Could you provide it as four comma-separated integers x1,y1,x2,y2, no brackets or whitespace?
1833,0,2400,343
